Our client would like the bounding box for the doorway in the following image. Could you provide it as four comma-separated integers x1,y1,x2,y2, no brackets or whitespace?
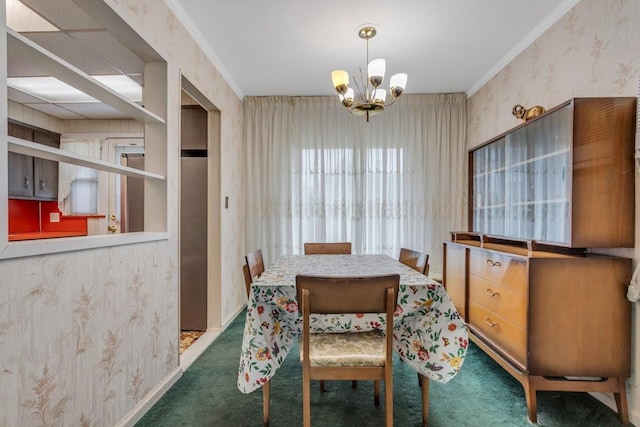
105,138,144,235
180,103,208,332
179,77,222,361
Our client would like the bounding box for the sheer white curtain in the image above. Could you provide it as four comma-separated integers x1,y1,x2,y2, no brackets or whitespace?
244,94,467,276
58,138,103,213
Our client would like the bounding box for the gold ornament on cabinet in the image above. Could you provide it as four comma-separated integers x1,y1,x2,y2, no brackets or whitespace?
512,104,546,122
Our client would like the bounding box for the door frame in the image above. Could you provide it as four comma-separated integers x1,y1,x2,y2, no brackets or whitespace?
180,76,222,334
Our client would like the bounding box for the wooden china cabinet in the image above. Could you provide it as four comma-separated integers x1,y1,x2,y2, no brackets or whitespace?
444,97,635,424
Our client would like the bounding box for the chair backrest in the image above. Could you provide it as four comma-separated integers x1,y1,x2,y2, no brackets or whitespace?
245,249,265,281
242,263,252,297
303,242,352,255
399,247,429,275
296,274,399,315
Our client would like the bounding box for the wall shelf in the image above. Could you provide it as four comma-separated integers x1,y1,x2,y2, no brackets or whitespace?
8,136,165,181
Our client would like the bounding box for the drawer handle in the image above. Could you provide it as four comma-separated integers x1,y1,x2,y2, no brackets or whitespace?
486,259,502,267
24,177,30,189
39,180,45,190
484,317,498,327
485,288,500,297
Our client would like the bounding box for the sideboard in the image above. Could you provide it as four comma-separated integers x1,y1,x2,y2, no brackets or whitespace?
446,97,636,424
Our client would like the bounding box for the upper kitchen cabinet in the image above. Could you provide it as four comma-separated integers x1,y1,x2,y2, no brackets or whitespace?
33,128,60,199
469,97,635,248
7,120,60,200
7,120,34,198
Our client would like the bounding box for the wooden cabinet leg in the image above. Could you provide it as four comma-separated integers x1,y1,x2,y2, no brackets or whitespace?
614,377,629,425
523,378,537,424
263,380,270,427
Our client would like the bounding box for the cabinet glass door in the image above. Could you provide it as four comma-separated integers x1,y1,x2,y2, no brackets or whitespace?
507,105,570,243
471,137,506,236
471,104,571,243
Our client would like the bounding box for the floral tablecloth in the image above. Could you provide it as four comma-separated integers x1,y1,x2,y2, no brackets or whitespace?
237,254,468,393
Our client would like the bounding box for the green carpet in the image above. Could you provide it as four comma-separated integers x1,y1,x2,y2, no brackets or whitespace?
136,310,629,426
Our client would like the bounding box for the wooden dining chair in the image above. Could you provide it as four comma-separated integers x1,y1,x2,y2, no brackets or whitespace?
242,264,252,297
303,241,355,391
296,274,400,427
399,247,429,275
245,249,265,281
303,242,352,255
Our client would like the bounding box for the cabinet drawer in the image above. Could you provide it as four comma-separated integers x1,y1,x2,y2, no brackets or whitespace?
470,250,527,293
469,275,527,329
469,300,526,365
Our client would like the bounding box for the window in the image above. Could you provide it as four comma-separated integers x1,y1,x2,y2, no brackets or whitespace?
68,167,98,214
298,147,405,250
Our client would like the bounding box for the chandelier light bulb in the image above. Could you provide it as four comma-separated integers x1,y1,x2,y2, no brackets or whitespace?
368,59,385,88
373,89,386,104
340,88,355,107
390,73,408,98
331,70,350,95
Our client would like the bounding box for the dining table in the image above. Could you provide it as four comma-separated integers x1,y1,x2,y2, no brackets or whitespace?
237,254,468,395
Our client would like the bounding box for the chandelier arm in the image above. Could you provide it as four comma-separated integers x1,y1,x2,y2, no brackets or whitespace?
352,73,364,103
359,68,369,103
384,97,399,107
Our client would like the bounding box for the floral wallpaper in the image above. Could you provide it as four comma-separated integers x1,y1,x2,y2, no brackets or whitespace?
468,0,640,147
0,0,246,426
468,0,640,422
1,243,179,426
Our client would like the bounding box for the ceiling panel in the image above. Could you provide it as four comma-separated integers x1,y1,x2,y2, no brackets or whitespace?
24,32,123,76
7,52,48,77
69,30,145,77
7,86,45,103
54,102,134,119
24,102,87,120
19,0,102,31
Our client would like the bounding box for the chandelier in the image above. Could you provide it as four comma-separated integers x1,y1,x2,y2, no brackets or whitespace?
331,26,407,122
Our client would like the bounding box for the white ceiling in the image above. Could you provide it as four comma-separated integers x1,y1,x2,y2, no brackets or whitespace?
169,0,579,98
8,0,580,121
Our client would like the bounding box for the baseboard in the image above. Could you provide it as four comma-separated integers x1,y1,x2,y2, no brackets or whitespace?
115,366,183,427
590,391,640,426
222,303,247,329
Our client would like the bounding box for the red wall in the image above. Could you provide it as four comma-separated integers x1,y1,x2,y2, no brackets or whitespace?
8,199,40,233
8,199,88,235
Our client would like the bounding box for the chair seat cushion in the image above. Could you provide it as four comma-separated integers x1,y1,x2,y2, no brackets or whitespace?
300,331,386,367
